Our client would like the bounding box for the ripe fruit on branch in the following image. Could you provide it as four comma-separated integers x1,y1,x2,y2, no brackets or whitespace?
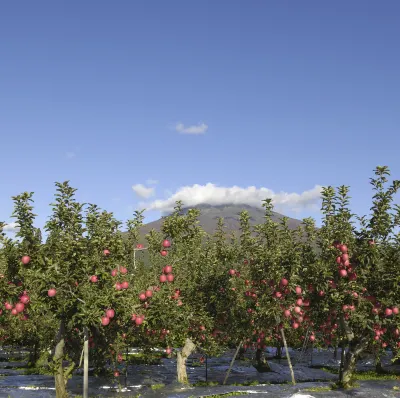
15,303,25,313
339,269,347,277
280,278,289,286
121,281,129,289
167,274,174,282
229,269,236,276
101,316,110,326
136,244,144,249
21,256,31,265
20,295,30,304
164,265,173,274
135,316,144,325
48,288,57,297
392,307,399,315
295,286,302,295
145,290,153,298
160,250,168,257
139,293,146,301
11,308,18,315
120,267,128,275
111,269,118,277
114,371,120,377
90,275,98,283
5,302,12,310
103,249,110,256
160,274,167,283
166,347,172,355
338,244,348,253
115,283,122,290
385,308,393,317
106,309,115,318
162,240,171,248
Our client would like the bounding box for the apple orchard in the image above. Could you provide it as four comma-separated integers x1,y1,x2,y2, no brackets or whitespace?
0,166,399,397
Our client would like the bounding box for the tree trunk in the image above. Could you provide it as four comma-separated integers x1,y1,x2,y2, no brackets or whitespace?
333,345,338,360
275,345,282,359
83,327,89,398
254,348,271,372
53,320,75,398
177,338,196,384
54,321,68,398
340,337,369,388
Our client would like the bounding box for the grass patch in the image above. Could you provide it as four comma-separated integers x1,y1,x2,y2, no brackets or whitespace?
231,380,260,386
191,393,247,398
126,352,162,365
310,365,339,374
150,383,165,390
192,381,220,387
353,370,399,381
302,386,333,392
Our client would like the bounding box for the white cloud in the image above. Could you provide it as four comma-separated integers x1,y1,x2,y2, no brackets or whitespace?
132,184,155,199
146,179,158,185
66,151,76,159
3,222,20,233
175,122,208,135
142,183,323,214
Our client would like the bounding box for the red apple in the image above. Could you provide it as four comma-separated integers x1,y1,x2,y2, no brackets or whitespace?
139,293,146,301
135,316,144,325
385,308,393,317
15,303,25,313
121,281,129,289
284,309,291,318
229,269,236,276
120,267,128,275
165,347,172,355
114,371,120,377
11,308,18,315
296,298,303,306
338,244,348,253
115,283,122,290
21,256,31,265
145,290,153,298
392,307,399,315
101,316,110,326
111,269,118,277
48,288,57,297
20,295,30,304
295,286,302,295
162,240,171,248
164,265,173,274
106,309,115,318
5,302,12,310
160,274,167,283
90,275,98,283
103,249,110,256
339,269,348,277
280,278,289,286
136,244,144,249
167,274,174,282
294,306,301,314
160,250,168,257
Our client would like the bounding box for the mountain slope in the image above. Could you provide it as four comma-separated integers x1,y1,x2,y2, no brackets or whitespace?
137,204,305,237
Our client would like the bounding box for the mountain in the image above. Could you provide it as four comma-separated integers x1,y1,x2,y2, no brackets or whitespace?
137,204,305,237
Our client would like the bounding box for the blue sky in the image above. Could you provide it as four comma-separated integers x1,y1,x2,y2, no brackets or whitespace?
1,0,400,234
